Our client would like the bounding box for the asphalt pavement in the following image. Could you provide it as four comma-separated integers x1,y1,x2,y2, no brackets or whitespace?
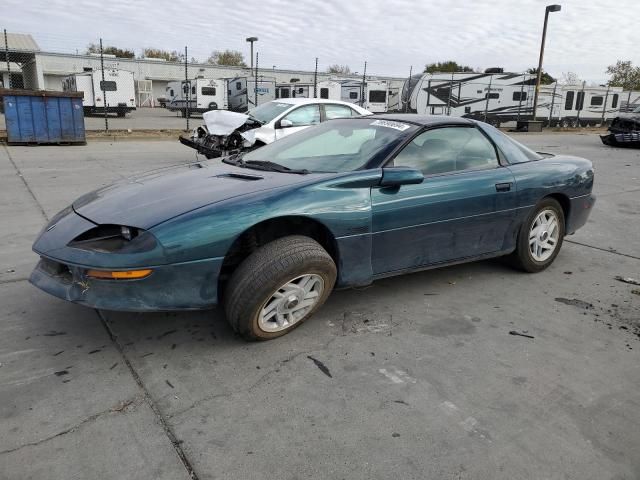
1,132,639,480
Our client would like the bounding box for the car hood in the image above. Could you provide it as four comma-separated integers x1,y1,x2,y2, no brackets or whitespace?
72,161,320,229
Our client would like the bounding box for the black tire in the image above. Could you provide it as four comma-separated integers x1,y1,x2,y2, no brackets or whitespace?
224,235,337,341
510,198,565,273
117,111,126,118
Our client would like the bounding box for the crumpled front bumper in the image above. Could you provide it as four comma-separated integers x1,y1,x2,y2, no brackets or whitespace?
30,254,224,311
179,135,224,159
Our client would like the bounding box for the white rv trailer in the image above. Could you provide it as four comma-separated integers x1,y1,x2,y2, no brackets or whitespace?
387,85,401,112
620,90,640,112
537,84,624,126
317,78,389,112
275,83,312,99
318,79,362,105
63,69,136,116
364,80,389,113
167,76,276,115
166,78,229,116
405,71,536,125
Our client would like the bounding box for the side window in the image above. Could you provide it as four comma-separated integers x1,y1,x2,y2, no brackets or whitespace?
169,89,174,97
485,92,500,99
236,82,242,91
320,88,329,99
201,87,216,96
369,90,387,103
393,127,498,175
324,104,354,120
283,104,321,126
191,85,196,95
565,91,575,110
349,91,358,100
612,94,619,109
280,88,290,98
513,91,527,101
590,96,603,106
576,91,585,110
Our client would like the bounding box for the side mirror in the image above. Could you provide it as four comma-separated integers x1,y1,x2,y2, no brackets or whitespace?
380,167,424,187
278,119,293,129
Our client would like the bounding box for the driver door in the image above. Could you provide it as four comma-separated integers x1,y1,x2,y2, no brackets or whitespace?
371,125,517,275
275,104,321,140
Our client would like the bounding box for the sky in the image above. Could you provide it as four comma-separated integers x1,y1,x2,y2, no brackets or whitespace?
3,0,638,84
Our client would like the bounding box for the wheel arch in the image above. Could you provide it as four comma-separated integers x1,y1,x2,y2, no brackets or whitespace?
217,215,339,301
545,192,571,227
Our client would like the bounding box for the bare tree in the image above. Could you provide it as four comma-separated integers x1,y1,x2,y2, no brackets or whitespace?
207,50,247,67
560,72,582,85
86,43,134,58
327,64,351,75
142,48,181,62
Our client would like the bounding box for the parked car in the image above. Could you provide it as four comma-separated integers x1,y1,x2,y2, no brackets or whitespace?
179,98,371,159
30,115,595,341
601,104,640,148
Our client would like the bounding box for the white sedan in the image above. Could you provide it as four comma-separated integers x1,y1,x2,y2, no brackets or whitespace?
180,98,372,158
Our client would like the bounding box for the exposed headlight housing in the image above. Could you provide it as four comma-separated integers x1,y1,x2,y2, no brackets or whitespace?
68,224,157,253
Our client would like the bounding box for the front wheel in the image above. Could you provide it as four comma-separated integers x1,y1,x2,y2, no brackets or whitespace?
224,236,337,340
511,198,565,272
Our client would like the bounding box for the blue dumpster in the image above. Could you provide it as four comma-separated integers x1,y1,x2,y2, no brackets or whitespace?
0,89,86,145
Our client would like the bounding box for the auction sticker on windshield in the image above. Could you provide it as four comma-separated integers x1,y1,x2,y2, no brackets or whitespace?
370,120,411,131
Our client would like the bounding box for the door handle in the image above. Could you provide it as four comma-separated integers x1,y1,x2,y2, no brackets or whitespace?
495,182,512,192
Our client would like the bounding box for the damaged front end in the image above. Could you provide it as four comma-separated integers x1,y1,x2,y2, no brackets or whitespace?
601,112,640,148
179,110,263,159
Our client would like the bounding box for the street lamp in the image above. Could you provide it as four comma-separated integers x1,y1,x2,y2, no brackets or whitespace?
246,37,258,74
532,4,561,120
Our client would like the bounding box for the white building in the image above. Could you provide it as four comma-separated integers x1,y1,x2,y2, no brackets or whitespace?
1,32,405,108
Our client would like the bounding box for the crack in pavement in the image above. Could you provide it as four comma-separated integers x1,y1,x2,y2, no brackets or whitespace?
0,395,143,455
565,239,640,261
2,144,49,222
95,310,200,480
167,335,340,421
0,277,29,285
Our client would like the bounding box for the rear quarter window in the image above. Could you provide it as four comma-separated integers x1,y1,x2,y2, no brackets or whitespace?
477,123,543,164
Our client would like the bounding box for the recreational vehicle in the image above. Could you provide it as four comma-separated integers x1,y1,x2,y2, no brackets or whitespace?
620,91,640,112
537,84,624,126
167,76,276,115
317,78,390,112
403,71,536,126
318,79,363,105
363,80,389,113
275,83,312,99
63,69,136,116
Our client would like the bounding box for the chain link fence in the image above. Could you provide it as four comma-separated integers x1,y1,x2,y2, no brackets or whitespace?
2,29,640,135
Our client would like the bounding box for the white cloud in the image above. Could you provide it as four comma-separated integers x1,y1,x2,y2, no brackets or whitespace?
2,0,638,83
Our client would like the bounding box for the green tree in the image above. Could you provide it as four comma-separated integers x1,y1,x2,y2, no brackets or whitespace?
327,64,351,75
424,61,474,73
86,43,134,58
207,50,247,67
606,60,640,90
527,67,555,85
142,48,181,62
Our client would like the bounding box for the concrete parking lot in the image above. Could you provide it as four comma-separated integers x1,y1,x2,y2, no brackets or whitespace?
1,133,639,480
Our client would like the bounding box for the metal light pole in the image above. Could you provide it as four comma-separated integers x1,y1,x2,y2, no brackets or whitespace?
532,4,561,120
246,37,258,74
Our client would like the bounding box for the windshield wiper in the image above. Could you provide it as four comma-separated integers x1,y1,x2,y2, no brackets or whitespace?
222,153,244,166
243,160,309,175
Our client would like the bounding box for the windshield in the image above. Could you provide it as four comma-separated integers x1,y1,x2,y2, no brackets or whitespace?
242,118,417,173
247,101,292,123
633,105,640,113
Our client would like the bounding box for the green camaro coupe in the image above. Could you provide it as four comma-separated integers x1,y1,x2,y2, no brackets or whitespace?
31,115,595,340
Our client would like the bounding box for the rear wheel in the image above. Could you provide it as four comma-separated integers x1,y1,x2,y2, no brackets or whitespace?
511,198,565,272
224,235,337,340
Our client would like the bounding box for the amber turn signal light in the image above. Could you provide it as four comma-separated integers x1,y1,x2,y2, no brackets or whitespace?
86,269,153,280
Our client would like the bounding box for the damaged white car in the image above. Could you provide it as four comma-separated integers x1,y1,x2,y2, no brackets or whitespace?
179,98,372,159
